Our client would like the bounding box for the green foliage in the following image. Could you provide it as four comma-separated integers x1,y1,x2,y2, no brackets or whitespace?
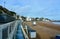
9,11,16,16
0,6,16,16
45,18,51,21
0,9,2,14
21,16,26,21
0,6,9,13
17,15,19,18
35,17,39,21
40,17,44,21
39,17,51,21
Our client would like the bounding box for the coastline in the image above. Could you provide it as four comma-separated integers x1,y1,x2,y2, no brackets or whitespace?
37,21,60,31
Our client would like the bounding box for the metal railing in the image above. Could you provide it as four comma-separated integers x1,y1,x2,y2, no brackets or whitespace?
21,25,29,39
0,20,20,39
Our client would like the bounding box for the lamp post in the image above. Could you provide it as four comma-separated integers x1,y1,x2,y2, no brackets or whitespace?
4,0,6,7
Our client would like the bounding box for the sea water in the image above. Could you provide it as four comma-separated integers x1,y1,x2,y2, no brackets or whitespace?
53,22,60,25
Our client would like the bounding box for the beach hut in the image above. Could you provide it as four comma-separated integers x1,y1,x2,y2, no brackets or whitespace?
28,30,36,38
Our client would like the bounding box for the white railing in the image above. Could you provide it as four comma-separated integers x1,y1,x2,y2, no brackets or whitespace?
21,25,29,39
0,20,20,39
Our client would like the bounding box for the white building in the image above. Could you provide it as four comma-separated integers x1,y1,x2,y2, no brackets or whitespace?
26,17,31,21
19,16,22,20
43,18,50,22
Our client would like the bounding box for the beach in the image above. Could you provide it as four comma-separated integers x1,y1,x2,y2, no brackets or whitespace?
23,21,60,39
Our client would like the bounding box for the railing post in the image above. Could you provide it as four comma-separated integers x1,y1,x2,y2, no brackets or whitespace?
8,24,10,37
21,25,29,39
0,20,21,39
25,25,28,34
0,30,2,39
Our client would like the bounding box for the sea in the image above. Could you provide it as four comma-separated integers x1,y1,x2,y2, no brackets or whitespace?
53,22,60,25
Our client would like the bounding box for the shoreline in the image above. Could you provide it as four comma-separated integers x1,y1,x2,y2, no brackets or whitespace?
23,21,60,39
37,21,60,31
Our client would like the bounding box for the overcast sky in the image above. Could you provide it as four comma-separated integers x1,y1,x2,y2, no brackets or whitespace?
0,0,60,20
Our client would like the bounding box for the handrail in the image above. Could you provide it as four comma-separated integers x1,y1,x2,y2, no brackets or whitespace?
0,21,15,30
8,20,19,39
21,25,29,39
0,20,20,39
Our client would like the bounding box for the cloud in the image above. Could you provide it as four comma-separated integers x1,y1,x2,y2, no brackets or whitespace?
6,5,31,15
0,0,60,20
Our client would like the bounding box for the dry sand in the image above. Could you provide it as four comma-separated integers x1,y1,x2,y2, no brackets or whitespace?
23,21,60,39
37,21,60,31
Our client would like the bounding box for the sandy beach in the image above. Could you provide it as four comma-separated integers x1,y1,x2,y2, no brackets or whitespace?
23,21,60,39
37,21,60,31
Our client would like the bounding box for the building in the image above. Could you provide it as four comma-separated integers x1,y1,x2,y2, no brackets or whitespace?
26,17,31,21
43,18,50,22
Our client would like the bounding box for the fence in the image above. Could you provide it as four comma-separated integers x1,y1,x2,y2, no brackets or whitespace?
0,20,19,39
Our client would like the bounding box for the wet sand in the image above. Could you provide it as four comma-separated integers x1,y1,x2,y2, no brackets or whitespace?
23,21,60,39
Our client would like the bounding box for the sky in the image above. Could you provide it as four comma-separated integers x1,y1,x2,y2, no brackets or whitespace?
0,0,60,20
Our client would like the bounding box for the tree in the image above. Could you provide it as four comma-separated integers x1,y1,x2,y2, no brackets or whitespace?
45,18,51,21
0,9,2,14
21,16,26,21
35,17,39,21
0,6,17,16
9,11,16,16
0,6,11,15
40,17,44,21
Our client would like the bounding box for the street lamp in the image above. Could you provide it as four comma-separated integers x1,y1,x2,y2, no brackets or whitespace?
4,0,6,7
